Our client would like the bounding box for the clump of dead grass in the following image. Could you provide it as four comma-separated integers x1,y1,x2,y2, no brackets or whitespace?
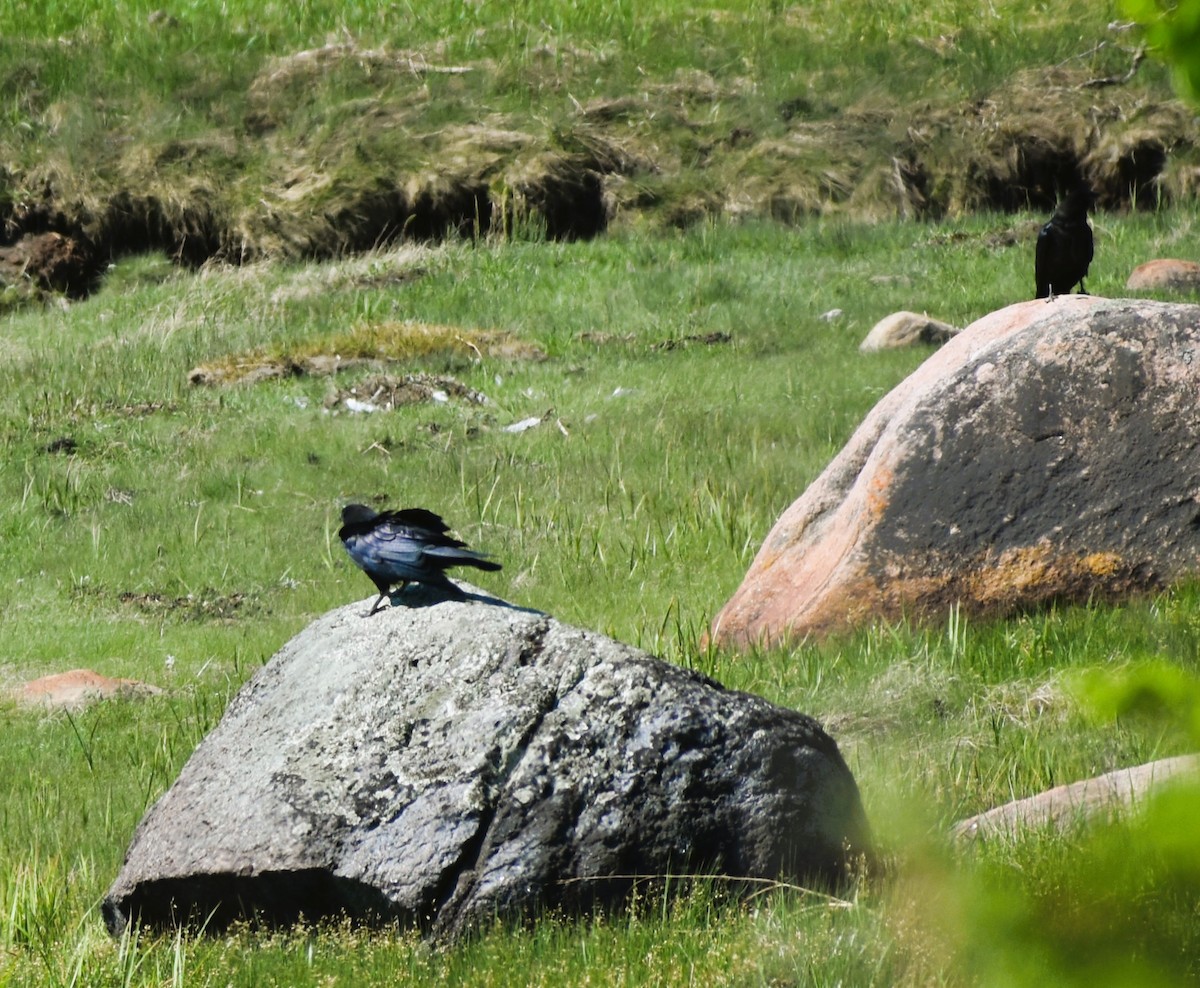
310,321,546,363
188,321,545,386
267,244,433,304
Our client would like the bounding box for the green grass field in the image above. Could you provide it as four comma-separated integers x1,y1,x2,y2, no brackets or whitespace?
3,1,1200,985
3,213,1200,986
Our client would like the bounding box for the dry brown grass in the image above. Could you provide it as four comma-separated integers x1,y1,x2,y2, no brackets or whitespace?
188,320,545,386
2,33,1195,284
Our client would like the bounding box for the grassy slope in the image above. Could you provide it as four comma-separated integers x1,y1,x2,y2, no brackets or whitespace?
2,1,1200,985
0,0,1176,255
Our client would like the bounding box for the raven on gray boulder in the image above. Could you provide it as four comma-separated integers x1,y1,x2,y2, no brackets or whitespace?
339,503,501,614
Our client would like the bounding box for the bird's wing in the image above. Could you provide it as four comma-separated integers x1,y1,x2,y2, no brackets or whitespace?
1035,221,1063,267
384,508,452,534
357,524,433,566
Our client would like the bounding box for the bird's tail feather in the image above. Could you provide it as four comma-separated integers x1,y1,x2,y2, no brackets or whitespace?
424,546,503,571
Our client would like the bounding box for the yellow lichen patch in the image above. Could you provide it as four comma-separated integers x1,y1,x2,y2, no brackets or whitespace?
958,542,1151,614
971,544,1060,598
1081,552,1124,578
830,544,1154,640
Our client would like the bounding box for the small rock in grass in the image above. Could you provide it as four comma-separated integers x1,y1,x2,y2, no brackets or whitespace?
952,755,1200,840
859,311,959,352
16,669,162,710
1126,259,1200,293
504,415,544,433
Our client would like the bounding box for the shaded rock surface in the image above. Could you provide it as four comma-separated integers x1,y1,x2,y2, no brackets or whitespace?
712,297,1200,646
103,587,870,940
1126,258,1200,293
859,311,959,352
953,755,1200,840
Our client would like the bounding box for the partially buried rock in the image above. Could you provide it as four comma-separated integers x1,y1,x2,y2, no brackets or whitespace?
712,296,1200,647
16,669,162,709
952,754,1200,841
102,586,871,941
1126,258,1200,293
859,311,959,352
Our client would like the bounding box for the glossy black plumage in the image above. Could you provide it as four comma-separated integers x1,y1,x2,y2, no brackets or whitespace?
339,503,501,614
1035,186,1094,300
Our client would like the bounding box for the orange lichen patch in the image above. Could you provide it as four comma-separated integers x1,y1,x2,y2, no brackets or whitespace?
863,464,894,520
1081,551,1126,578
15,669,162,709
969,543,1062,599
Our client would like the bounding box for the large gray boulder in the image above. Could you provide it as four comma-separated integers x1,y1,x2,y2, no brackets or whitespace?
712,297,1200,647
102,588,870,940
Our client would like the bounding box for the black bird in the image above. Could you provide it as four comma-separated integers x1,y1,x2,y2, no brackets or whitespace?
339,503,501,614
1035,185,1094,300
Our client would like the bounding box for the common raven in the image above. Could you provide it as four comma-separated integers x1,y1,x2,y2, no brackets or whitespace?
339,503,501,614
1035,186,1094,300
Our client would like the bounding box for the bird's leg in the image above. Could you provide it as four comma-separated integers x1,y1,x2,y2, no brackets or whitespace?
367,580,410,615
1045,284,1056,303
1078,280,1088,295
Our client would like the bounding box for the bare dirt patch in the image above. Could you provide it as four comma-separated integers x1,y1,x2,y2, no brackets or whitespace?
648,331,733,351
117,590,253,622
578,330,733,351
326,372,490,412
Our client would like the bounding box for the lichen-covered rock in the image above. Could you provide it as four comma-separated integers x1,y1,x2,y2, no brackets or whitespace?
103,587,870,940
712,296,1200,647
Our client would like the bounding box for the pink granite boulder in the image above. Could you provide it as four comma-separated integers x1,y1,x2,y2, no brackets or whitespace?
712,296,1200,647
